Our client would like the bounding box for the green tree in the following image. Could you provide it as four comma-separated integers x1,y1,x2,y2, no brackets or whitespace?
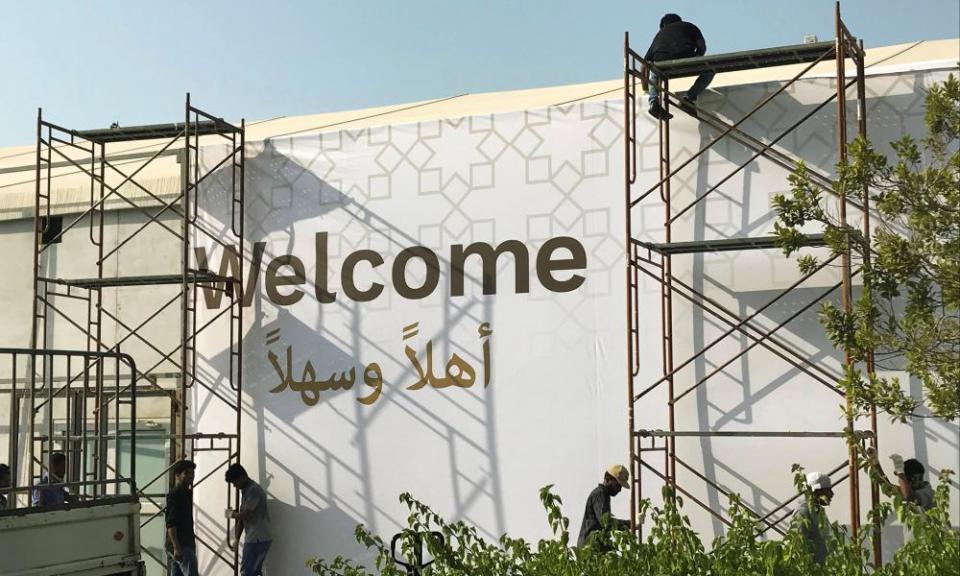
774,74,960,421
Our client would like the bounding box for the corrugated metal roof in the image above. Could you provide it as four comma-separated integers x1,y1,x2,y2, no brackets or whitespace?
0,38,956,221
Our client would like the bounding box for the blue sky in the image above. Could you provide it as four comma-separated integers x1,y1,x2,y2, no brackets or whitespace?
1,0,958,147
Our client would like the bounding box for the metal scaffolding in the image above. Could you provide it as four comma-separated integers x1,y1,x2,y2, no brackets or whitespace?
14,94,246,574
624,2,882,564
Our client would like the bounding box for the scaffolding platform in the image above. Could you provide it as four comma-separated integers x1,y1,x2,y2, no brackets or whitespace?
631,234,826,256
636,430,874,440
40,270,235,289
74,119,240,144
633,41,836,79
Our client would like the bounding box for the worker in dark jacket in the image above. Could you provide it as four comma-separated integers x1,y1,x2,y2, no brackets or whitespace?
576,464,631,549
642,14,715,120
166,460,199,576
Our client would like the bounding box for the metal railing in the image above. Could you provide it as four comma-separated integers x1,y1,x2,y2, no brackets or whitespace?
0,347,137,509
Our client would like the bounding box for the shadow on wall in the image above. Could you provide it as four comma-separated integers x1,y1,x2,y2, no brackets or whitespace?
681,96,850,534
707,71,940,180
643,71,951,538
194,137,502,573
266,499,372,570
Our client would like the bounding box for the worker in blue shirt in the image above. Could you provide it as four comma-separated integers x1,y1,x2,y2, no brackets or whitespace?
32,452,74,507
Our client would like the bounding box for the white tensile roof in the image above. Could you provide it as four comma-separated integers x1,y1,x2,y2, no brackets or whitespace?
0,39,956,221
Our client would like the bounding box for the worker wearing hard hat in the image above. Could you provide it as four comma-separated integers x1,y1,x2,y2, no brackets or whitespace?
792,471,835,565
576,464,632,549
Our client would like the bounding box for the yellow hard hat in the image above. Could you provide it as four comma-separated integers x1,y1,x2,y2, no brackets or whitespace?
607,464,630,489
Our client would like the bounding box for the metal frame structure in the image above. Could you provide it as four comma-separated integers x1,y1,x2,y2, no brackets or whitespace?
624,2,882,564
1,346,138,506
13,94,247,574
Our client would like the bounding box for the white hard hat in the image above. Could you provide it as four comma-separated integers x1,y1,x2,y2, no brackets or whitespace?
806,471,832,491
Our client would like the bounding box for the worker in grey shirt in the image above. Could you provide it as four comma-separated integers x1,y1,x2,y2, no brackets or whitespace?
867,449,935,509
867,449,935,544
792,471,834,565
576,464,631,549
226,463,272,576
894,457,935,510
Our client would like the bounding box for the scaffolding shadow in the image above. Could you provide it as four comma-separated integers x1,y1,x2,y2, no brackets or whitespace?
194,137,505,572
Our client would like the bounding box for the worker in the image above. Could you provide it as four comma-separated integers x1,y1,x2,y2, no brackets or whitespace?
642,14,715,120
225,463,273,576
576,464,632,549
792,471,834,565
868,450,935,510
32,452,75,506
897,458,935,510
166,460,199,576
866,448,936,545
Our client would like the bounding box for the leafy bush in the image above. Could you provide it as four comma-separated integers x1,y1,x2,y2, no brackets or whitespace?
307,470,958,575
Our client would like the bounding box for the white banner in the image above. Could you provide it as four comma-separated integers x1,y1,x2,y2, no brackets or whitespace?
193,101,627,574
